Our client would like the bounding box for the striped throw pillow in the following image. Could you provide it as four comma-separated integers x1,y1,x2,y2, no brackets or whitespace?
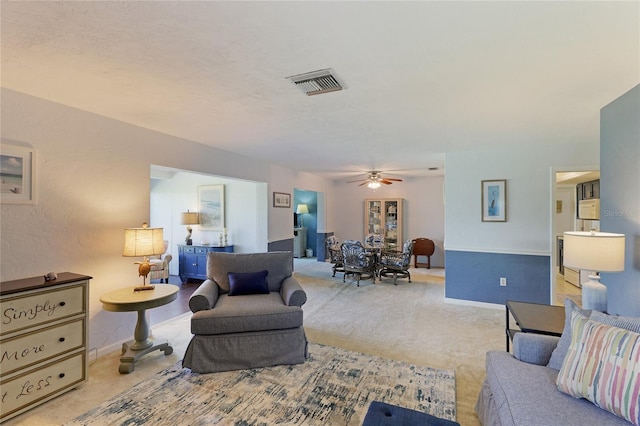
557,311,640,426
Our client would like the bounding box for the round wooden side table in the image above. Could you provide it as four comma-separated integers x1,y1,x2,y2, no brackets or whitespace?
100,284,179,374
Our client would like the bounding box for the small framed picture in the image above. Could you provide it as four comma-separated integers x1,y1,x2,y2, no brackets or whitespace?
481,179,507,222
1,145,36,204
273,192,291,208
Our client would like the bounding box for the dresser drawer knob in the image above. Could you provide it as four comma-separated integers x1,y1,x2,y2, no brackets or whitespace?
59,337,66,342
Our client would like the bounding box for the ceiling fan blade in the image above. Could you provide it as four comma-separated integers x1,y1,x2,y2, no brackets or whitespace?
380,179,393,185
358,181,369,186
384,178,403,182
347,179,367,183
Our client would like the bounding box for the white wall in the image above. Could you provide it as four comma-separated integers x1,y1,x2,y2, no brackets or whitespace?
555,185,576,235
445,143,599,255
331,175,446,267
0,88,331,353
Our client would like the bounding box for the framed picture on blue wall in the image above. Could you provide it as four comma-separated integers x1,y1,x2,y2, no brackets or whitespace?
481,179,507,222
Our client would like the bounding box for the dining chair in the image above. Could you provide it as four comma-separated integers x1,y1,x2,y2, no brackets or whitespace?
378,239,415,285
326,236,345,277
341,240,376,286
364,233,384,249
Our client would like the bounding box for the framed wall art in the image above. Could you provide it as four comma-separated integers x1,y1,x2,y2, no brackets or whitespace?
1,145,36,204
198,184,225,230
273,192,291,208
481,179,507,222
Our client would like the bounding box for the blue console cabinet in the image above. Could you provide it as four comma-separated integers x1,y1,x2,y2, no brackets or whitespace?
178,244,234,282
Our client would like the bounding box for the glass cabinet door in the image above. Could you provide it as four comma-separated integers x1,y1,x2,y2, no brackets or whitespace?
384,200,398,249
365,199,403,250
367,200,382,235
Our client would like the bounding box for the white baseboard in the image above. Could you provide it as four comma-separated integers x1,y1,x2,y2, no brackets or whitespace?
444,297,504,310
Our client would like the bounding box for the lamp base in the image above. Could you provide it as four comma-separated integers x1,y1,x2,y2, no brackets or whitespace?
185,238,193,246
581,274,607,312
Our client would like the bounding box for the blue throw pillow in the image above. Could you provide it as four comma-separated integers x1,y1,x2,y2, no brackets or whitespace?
228,270,269,296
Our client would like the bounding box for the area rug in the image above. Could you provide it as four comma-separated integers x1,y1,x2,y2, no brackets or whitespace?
67,343,456,425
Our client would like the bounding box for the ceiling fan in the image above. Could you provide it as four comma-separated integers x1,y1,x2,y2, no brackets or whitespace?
347,171,403,188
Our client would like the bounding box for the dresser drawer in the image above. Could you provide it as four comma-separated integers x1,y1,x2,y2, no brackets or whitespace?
1,284,86,334
182,246,196,254
1,319,85,376
195,247,209,255
0,352,85,421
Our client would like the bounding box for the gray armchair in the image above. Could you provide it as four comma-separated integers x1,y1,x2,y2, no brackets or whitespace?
378,239,414,285
182,251,308,373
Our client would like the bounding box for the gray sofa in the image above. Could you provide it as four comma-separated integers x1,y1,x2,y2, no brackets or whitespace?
182,251,308,373
476,332,630,425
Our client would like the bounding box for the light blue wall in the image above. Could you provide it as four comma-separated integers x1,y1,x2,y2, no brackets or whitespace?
445,143,599,304
600,84,640,316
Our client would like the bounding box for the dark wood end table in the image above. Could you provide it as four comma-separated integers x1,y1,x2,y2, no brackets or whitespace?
505,300,565,352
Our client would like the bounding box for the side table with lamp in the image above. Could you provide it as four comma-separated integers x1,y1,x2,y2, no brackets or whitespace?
100,223,179,373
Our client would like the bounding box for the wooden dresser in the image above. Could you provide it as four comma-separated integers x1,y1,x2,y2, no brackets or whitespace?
0,272,91,422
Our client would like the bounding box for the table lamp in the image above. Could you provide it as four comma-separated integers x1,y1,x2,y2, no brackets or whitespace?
296,204,309,227
123,222,165,291
181,210,199,245
563,231,625,312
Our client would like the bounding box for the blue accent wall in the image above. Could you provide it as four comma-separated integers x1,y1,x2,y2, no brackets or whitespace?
445,250,551,305
600,84,640,316
316,232,334,262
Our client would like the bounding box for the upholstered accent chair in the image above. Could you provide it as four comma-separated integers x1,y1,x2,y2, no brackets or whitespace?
183,251,308,373
378,239,415,285
341,240,376,286
326,236,344,277
149,240,171,283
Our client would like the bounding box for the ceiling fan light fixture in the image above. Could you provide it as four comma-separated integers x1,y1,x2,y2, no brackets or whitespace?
367,180,381,189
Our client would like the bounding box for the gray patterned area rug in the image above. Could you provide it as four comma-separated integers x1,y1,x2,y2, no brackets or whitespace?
67,343,456,425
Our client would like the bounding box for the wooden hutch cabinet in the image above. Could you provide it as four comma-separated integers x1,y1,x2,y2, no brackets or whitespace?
364,198,404,249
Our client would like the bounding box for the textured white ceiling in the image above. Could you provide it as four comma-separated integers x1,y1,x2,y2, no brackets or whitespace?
2,1,638,180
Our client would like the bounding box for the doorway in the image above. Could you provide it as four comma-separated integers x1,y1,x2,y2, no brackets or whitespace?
149,165,269,276
293,189,318,259
551,168,600,306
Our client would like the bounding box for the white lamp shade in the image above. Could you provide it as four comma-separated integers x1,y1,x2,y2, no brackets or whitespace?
181,211,199,225
296,204,309,214
563,231,625,272
123,226,165,257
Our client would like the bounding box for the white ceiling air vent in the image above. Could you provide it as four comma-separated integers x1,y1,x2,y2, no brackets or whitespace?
286,69,344,96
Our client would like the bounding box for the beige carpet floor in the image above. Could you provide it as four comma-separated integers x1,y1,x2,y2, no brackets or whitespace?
7,260,505,426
